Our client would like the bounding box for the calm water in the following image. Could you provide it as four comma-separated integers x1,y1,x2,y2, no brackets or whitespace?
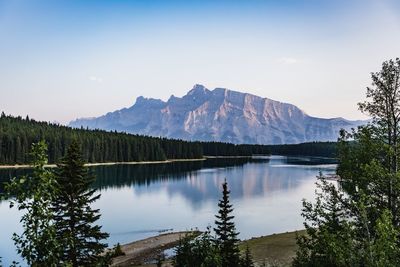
0,156,336,265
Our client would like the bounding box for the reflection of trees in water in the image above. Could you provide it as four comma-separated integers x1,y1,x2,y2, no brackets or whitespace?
136,160,328,209
0,157,335,209
0,158,265,194
284,157,337,165
91,158,265,190
0,168,33,193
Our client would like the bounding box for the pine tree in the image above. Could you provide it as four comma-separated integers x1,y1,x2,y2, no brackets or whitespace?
52,140,109,266
214,179,240,267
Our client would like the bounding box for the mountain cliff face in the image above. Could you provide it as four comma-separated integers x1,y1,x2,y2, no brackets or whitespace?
69,84,364,144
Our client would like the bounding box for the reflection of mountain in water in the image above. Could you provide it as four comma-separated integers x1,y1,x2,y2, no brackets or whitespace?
0,157,336,209
91,158,265,189
93,156,335,209
155,160,333,208
0,158,259,194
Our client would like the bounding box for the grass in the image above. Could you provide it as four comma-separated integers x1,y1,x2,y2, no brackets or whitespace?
240,230,306,267
132,230,305,267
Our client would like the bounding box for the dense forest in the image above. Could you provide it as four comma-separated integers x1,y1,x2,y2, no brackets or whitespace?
0,113,340,165
266,141,338,158
0,113,273,165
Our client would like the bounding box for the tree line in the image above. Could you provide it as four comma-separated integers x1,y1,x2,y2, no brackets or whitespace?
0,114,271,165
0,113,341,166
266,141,338,158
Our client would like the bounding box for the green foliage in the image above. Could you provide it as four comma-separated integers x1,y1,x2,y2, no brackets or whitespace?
199,141,270,157
52,141,109,266
266,141,338,158
173,181,251,267
0,114,271,165
357,58,400,221
5,141,60,266
293,58,400,267
294,131,400,267
371,210,400,267
240,245,255,267
173,229,221,267
113,243,125,257
293,177,358,267
214,179,241,267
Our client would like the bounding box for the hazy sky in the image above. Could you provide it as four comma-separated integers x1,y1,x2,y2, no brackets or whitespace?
1,0,400,124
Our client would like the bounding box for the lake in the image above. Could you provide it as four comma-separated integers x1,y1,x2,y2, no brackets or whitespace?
0,156,336,265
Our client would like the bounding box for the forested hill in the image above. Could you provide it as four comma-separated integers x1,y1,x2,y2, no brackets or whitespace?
0,113,271,165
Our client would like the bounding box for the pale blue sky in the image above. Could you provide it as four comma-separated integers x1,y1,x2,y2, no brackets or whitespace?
1,0,400,123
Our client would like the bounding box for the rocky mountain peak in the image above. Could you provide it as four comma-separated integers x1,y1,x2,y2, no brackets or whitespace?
188,84,209,94
69,84,365,144
134,96,165,107
185,84,211,100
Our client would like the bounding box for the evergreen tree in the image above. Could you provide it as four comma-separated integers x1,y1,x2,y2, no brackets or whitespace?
5,141,60,266
0,113,273,165
241,245,254,267
173,181,254,267
214,179,241,267
52,140,109,266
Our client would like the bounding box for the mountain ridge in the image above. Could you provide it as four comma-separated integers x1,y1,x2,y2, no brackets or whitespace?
69,84,365,144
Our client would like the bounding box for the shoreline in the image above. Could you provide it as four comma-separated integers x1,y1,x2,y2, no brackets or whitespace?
111,229,304,266
0,158,206,169
110,231,199,266
0,156,257,170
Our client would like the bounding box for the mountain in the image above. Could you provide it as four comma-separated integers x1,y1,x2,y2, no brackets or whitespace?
69,84,365,144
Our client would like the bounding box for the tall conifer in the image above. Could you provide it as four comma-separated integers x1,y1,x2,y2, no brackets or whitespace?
52,140,108,266
214,179,240,267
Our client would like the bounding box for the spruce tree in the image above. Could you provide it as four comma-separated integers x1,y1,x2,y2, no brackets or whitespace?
214,179,240,267
52,140,109,266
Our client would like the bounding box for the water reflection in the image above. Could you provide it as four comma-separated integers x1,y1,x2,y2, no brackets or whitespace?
90,156,333,209
0,168,33,193
0,156,335,266
0,157,334,210
91,157,265,189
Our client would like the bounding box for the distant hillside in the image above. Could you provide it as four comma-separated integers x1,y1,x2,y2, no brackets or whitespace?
70,84,365,144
